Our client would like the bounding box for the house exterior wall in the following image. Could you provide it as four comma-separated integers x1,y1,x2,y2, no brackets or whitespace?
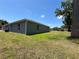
71,0,79,37
4,20,49,35
5,21,27,34
27,21,49,35
0,26,3,30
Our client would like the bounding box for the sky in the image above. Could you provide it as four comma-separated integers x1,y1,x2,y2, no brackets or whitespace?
0,0,64,28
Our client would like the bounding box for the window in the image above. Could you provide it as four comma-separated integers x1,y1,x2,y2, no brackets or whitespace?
18,24,20,30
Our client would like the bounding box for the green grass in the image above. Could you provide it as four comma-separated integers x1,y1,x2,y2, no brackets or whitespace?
0,30,79,59
31,31,70,40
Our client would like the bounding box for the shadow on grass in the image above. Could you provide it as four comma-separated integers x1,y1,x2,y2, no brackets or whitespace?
67,36,79,44
67,36,79,39
27,31,49,36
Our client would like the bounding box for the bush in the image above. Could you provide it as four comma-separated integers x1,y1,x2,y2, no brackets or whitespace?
51,27,64,31
5,30,9,32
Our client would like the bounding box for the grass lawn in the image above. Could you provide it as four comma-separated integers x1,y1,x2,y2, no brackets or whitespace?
0,30,79,59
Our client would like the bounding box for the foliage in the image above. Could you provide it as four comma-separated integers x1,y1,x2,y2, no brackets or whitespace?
55,1,73,31
0,19,8,26
51,27,64,31
52,27,60,31
60,25,65,29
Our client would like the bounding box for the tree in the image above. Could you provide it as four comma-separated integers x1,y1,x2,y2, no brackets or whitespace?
60,25,68,31
0,19,8,25
51,27,64,31
51,27,60,31
55,0,73,31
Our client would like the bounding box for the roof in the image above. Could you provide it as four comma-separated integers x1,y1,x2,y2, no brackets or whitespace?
4,19,49,27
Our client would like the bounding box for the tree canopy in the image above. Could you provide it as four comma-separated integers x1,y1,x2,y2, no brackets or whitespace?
55,0,73,31
0,19,8,26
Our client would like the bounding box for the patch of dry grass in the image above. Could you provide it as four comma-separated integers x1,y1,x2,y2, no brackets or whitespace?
0,31,79,59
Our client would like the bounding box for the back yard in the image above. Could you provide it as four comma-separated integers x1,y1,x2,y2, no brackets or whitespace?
0,31,79,59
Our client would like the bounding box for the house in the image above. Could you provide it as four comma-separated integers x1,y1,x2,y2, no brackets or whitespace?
0,25,4,30
0,26,2,30
3,19,50,35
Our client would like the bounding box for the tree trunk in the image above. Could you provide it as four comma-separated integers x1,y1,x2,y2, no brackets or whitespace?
68,25,71,32
71,0,79,37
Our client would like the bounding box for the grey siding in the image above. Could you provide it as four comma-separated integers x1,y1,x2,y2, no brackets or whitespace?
8,21,26,34
27,21,49,34
4,19,49,35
